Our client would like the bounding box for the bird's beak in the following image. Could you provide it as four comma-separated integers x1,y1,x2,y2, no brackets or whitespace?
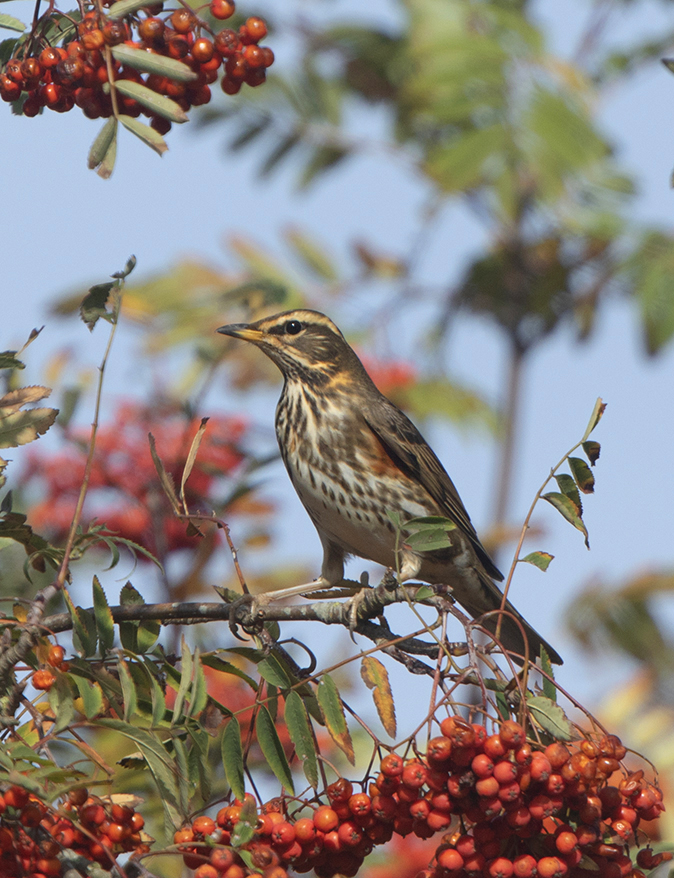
217,323,265,343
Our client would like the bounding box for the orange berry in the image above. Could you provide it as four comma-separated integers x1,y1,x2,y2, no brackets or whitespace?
245,16,267,42
33,669,56,690
210,0,235,19
47,645,65,667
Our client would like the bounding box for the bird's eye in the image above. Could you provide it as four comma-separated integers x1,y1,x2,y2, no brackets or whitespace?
285,320,303,335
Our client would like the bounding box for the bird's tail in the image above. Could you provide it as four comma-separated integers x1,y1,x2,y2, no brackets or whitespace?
458,571,563,666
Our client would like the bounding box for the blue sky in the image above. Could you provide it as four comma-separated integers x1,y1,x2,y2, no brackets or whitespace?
2,0,674,718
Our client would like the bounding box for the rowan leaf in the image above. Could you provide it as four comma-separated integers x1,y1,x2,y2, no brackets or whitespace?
222,717,245,800
583,440,601,466
0,386,51,415
526,695,573,741
118,114,168,156
112,44,197,82
284,690,318,788
256,705,294,792
180,417,209,512
554,473,582,514
0,407,58,448
88,118,117,172
360,656,396,738
582,398,606,441
92,576,114,656
317,673,354,764
113,79,189,123
569,456,595,494
64,590,97,657
73,677,104,720
117,658,138,723
148,432,180,513
542,492,589,548
521,551,554,572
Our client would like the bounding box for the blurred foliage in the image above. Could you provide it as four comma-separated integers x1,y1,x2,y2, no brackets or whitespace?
195,0,674,357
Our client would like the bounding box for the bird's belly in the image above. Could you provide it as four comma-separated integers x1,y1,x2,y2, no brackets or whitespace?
285,450,429,568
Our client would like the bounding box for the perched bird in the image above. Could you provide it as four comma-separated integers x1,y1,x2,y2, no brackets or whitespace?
218,310,562,665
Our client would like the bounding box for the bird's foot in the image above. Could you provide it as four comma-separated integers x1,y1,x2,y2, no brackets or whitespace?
226,593,267,640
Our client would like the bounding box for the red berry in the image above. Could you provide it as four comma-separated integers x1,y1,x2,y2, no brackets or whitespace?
489,857,514,878
245,16,267,42
314,805,339,833
499,721,525,749
401,762,427,789
513,855,537,878
380,753,404,777
210,0,235,19
171,8,195,33
438,849,465,871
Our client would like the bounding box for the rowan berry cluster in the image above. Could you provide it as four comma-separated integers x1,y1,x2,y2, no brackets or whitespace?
172,718,667,878
0,0,272,135
0,785,147,877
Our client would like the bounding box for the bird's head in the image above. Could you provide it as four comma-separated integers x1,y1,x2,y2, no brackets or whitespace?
218,310,364,384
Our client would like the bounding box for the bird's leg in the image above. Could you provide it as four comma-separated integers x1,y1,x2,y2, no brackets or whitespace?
344,549,421,630
229,539,348,636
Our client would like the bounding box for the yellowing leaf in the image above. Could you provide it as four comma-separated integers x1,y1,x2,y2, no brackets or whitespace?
360,656,396,738
317,674,354,764
0,386,51,415
0,407,58,448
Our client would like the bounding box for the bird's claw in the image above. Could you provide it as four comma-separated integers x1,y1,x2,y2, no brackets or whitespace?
227,593,266,640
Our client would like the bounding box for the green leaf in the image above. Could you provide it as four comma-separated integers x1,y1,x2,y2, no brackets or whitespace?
0,351,24,370
413,585,435,601
112,44,197,82
92,576,114,656
0,14,26,31
119,115,168,157
582,440,601,466
64,590,97,657
173,735,191,816
404,528,453,552
117,658,138,723
317,673,354,764
107,0,156,18
119,582,143,652
172,636,193,725
540,648,556,702
0,407,58,448
582,398,606,441
284,690,318,788
188,655,208,718
360,656,396,738
88,117,117,175
569,456,595,494
95,718,184,828
137,618,160,653
113,80,188,123
80,282,114,330
526,695,573,741
521,551,553,572
222,717,245,800
255,705,294,793
201,655,258,690
48,673,76,734
257,655,292,689
554,473,582,513
140,662,166,727
542,491,589,548
73,677,104,720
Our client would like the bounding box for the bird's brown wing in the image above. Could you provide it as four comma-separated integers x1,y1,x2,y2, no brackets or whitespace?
362,397,503,582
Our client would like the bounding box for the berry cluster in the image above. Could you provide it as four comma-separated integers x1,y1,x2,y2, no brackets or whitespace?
0,785,147,877
171,719,666,878
0,0,272,136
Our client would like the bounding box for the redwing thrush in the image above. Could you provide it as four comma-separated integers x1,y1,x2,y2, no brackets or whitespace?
218,310,562,665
